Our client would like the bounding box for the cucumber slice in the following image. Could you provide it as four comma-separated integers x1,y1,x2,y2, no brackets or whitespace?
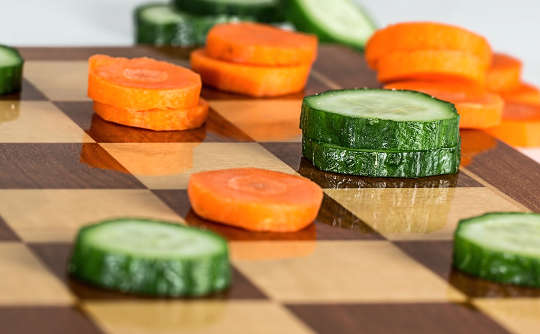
173,0,284,23
286,0,377,50
454,212,540,287
301,89,460,151
0,45,23,95
69,218,231,297
135,3,248,46
303,138,460,178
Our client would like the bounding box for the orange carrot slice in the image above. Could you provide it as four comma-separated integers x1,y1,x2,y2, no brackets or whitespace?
486,53,522,92
88,54,201,110
500,82,540,105
365,22,492,70
485,102,540,147
190,49,311,97
188,168,323,232
377,50,487,84
206,22,318,66
384,81,503,128
93,99,209,131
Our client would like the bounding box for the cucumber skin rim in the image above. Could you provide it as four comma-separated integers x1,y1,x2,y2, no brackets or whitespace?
69,218,231,297
453,212,540,288
302,137,461,178
0,45,23,95
300,88,460,151
286,0,377,50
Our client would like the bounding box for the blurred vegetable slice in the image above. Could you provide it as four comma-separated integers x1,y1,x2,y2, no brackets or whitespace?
286,0,376,50
173,0,284,23
135,3,249,46
0,45,23,95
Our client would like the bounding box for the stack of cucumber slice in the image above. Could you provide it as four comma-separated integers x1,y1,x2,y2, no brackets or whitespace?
0,45,23,95
301,89,461,178
135,1,284,46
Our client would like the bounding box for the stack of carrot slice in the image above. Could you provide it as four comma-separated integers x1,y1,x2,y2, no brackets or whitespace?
190,22,318,97
88,54,207,131
367,22,540,147
484,53,540,147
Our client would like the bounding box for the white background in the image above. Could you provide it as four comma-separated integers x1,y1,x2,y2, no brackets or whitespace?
1,0,539,160
1,0,538,85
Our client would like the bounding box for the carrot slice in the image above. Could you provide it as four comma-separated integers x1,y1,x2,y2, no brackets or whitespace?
500,82,540,105
93,98,209,131
485,102,540,147
384,81,503,128
486,53,522,92
188,168,323,232
190,49,311,97
206,22,318,66
365,22,492,70
88,54,201,110
377,50,487,84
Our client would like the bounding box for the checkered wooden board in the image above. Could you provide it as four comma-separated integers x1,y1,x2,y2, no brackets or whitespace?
0,45,539,334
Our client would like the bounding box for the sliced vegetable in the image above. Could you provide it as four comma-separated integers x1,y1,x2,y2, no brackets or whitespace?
0,45,23,95
88,54,201,110
189,48,311,97
303,137,461,178
135,3,248,46
69,218,231,296
384,81,503,129
460,130,497,166
173,0,284,22
485,102,540,147
93,98,208,131
300,88,460,150
377,50,487,84
487,53,522,92
188,168,323,232
453,212,540,287
500,82,540,105
205,22,318,66
365,22,491,70
286,0,376,50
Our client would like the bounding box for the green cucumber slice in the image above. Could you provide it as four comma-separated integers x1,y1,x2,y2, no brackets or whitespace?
286,0,377,50
302,138,460,178
173,0,284,23
454,212,540,287
135,3,249,46
69,218,231,297
301,89,460,151
0,45,23,95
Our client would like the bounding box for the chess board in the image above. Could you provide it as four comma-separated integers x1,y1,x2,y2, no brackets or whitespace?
0,45,539,334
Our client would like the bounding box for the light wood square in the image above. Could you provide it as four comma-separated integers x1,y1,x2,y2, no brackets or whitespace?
0,189,183,242
102,143,295,189
83,300,313,334
234,241,465,303
25,61,89,101
474,299,540,334
0,101,92,142
209,99,302,142
325,187,526,240
0,243,74,305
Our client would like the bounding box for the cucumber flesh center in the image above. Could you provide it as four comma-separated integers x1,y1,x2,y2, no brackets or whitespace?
299,0,373,42
307,91,454,121
85,221,223,258
0,48,21,67
142,6,186,24
461,217,540,258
